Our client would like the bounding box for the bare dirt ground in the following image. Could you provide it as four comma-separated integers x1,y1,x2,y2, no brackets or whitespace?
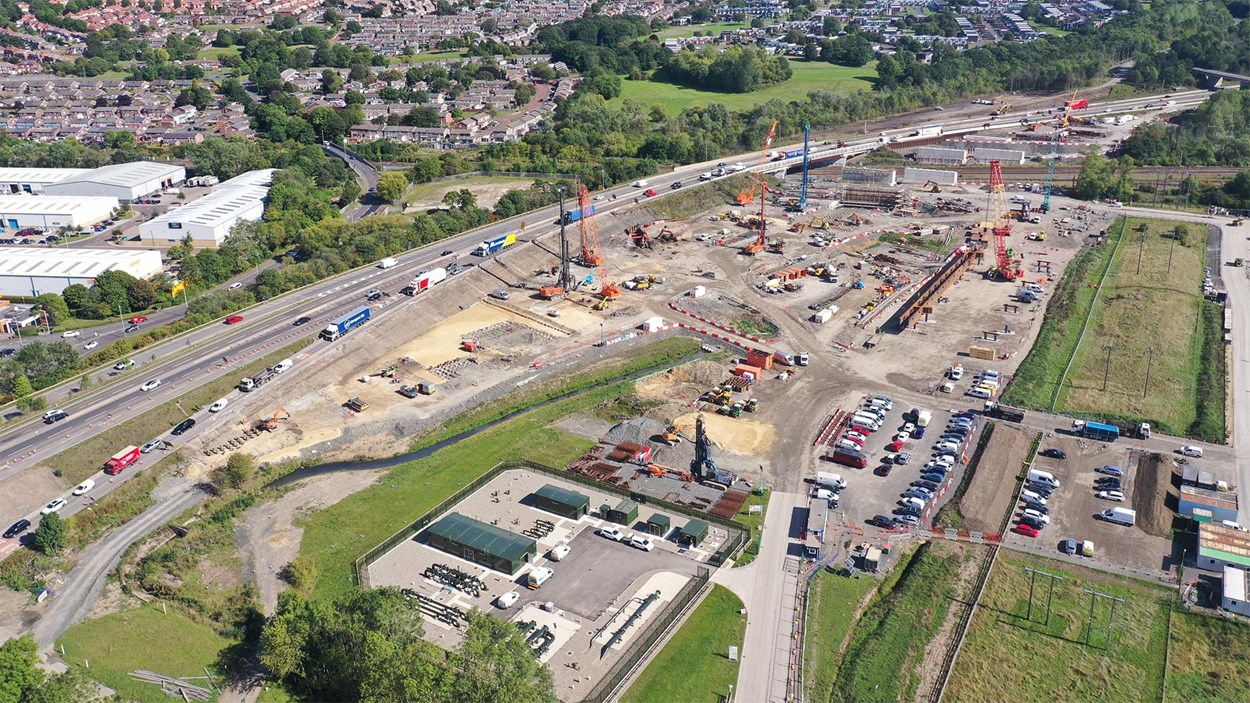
1132,451,1177,538
672,410,776,455
0,587,32,642
634,360,725,403
0,467,70,526
236,470,384,614
958,423,1035,533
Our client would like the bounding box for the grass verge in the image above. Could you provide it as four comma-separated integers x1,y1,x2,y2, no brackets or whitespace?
1166,609,1250,701
45,338,312,486
803,572,876,702
619,584,746,703
57,603,230,703
1188,301,1226,441
1058,218,1211,437
829,542,965,703
302,339,700,602
732,488,768,567
944,551,1170,703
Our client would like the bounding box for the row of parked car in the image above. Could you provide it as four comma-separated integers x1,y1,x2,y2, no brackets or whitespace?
1013,465,1062,537
892,411,976,526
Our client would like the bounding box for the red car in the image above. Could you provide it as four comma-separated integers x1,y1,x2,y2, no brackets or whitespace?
1013,523,1039,538
129,316,148,324
644,189,657,197
849,424,873,435
225,315,244,325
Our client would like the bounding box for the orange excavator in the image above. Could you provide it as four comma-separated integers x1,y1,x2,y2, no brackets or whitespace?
257,407,290,431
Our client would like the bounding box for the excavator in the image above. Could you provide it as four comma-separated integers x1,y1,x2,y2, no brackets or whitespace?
702,383,734,406
660,423,693,446
257,407,290,431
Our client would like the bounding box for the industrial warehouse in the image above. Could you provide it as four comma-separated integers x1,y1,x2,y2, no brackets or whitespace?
0,161,184,201
138,169,275,245
0,194,117,231
0,247,162,297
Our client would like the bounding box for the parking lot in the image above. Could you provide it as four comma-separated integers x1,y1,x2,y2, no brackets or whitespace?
998,435,1176,575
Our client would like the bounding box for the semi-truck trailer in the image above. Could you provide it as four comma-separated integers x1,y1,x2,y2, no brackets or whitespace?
560,205,595,225
401,267,447,296
239,367,277,392
320,306,371,341
104,445,141,475
1073,420,1119,442
914,125,943,137
473,233,518,256
1065,99,1089,110
986,403,1026,422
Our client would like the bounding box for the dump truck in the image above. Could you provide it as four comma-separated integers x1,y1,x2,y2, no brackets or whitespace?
346,397,368,412
239,367,278,392
320,306,371,341
1072,419,1119,442
986,403,1026,423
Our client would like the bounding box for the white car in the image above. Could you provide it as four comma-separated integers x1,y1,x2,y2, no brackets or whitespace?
209,398,230,413
72,479,96,496
934,441,960,452
629,536,655,552
947,366,964,380
83,340,98,350
41,498,67,515
139,379,162,392
598,526,626,542
228,282,243,290
1097,490,1126,502
1022,509,1050,524
495,591,520,609
114,359,135,370
61,330,80,338
901,422,916,434
894,432,911,443
1179,445,1204,458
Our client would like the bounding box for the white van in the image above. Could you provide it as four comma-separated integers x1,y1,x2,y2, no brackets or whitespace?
1099,507,1136,526
1023,283,1044,294
272,358,293,374
902,496,926,511
526,566,554,589
1020,490,1048,505
1027,468,1059,487
816,471,847,489
967,387,991,399
378,257,398,269
632,179,649,188
852,415,883,431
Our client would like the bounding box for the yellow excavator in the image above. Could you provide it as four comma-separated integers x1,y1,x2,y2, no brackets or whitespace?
661,423,692,446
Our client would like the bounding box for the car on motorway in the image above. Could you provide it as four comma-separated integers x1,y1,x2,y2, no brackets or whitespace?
124,324,140,333
1179,445,1204,458
868,515,897,528
209,398,229,413
228,282,243,290
644,189,657,197
225,315,244,325
3,519,30,539
441,249,455,256
597,526,625,541
129,316,148,324
171,418,197,435
139,378,162,392
366,288,383,301
114,359,135,370
141,438,163,453
293,316,312,326
61,330,80,338
41,498,67,515
43,409,69,424
670,181,683,190
629,536,655,552
73,479,96,496
1014,523,1040,538
83,340,98,350
1039,448,1067,459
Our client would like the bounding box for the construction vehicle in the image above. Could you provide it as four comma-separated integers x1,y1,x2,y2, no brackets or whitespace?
744,398,759,412
921,181,942,193
346,397,368,412
1232,218,1245,226
1041,92,1078,214
661,423,692,445
626,224,651,249
655,227,679,243
987,160,1023,280
574,184,620,305
691,414,736,485
994,103,1011,116
239,367,278,392
718,402,744,418
257,407,290,431
1026,231,1047,241
1233,258,1244,267
737,120,779,206
703,383,733,406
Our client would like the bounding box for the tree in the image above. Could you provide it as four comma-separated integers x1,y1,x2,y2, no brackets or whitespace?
11,374,32,401
375,171,409,203
34,293,70,326
453,612,556,703
282,555,319,593
33,513,67,555
127,278,158,311
220,452,256,490
0,635,42,703
442,188,477,210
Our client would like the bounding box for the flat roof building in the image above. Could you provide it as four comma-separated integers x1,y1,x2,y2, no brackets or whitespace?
41,161,185,202
0,167,90,195
424,512,536,575
1222,565,1250,617
138,169,274,246
1178,484,1239,524
0,247,163,297
1196,522,1250,572
0,195,117,231
678,519,709,547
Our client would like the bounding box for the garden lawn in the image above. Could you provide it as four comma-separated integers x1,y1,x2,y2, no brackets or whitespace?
58,604,230,703
619,585,746,703
617,60,876,112
943,552,1170,703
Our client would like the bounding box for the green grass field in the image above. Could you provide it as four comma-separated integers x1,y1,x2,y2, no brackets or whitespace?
404,175,539,209
45,338,311,486
198,46,240,61
1166,609,1250,701
1038,26,1071,36
620,585,746,703
652,21,750,40
298,339,700,601
829,542,966,703
388,50,469,64
803,573,877,703
617,60,876,113
731,488,769,567
944,552,1171,703
58,604,230,703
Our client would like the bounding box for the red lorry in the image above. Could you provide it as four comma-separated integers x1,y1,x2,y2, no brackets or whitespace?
104,445,141,475
1064,99,1088,110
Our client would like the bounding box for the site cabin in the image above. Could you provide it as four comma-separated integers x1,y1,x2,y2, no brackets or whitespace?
104,445,141,475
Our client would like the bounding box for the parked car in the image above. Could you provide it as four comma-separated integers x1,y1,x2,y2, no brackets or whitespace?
1014,523,1040,537
3,519,31,539
875,463,894,476
896,505,922,517
1039,448,1067,459
1095,465,1124,477
629,536,655,552
495,591,520,609
1019,515,1047,530
868,515,897,528
1179,445,1204,458
41,498,67,515
597,526,625,541
1097,490,1126,502
913,480,940,492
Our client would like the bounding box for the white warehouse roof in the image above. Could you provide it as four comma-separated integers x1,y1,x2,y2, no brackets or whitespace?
0,248,161,279
0,167,90,185
45,161,184,191
140,169,275,245
0,194,118,217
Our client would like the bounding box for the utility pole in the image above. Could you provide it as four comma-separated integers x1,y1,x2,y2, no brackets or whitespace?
1143,346,1159,398
1024,566,1064,625
1102,344,1115,392
1083,588,1126,650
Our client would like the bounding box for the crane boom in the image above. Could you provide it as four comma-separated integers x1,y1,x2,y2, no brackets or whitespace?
737,120,779,206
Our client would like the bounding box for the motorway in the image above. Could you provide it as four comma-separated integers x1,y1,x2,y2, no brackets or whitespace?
0,87,1218,526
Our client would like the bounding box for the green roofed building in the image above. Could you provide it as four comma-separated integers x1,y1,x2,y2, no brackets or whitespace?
425,512,537,575
533,484,590,520
646,513,671,537
678,519,709,547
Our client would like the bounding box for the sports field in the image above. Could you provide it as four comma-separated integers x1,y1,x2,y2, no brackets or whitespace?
652,21,750,39
617,60,876,112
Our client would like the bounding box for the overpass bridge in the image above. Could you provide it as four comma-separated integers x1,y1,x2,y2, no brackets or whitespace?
1191,67,1250,89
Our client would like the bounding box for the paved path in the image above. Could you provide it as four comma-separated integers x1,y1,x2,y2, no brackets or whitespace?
713,490,803,703
1219,219,1250,521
